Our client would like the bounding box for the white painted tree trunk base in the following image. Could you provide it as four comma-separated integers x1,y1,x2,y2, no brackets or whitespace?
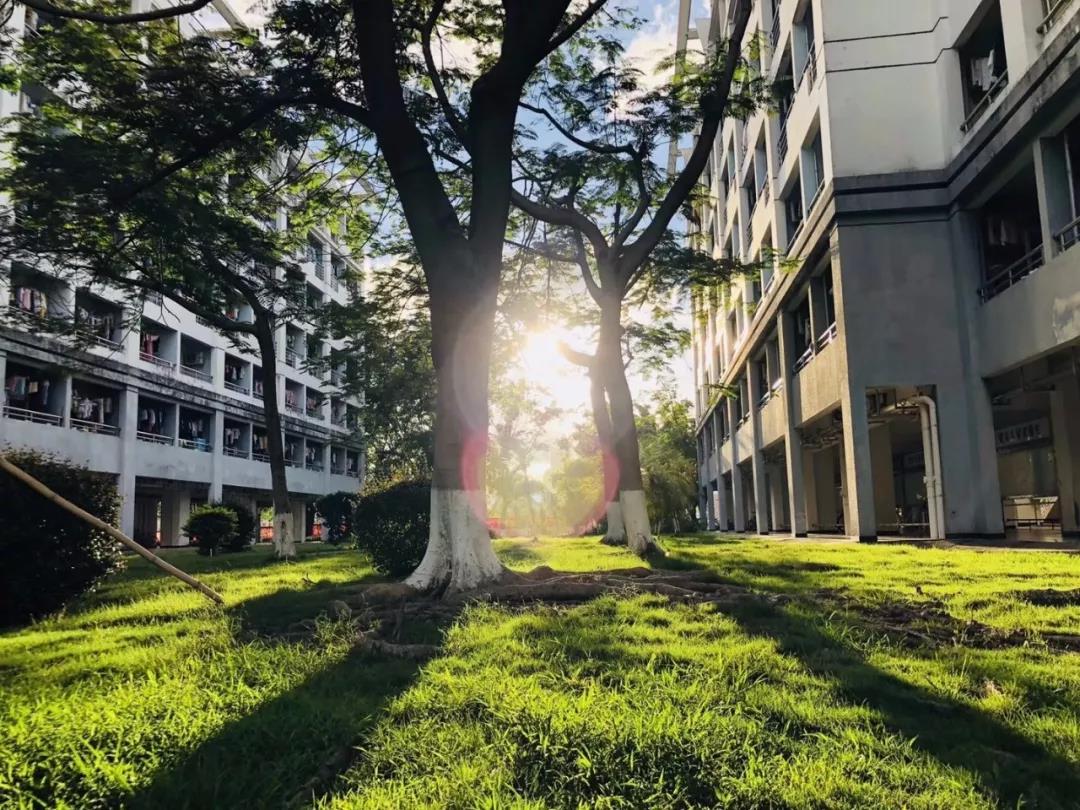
601,500,625,546
620,489,656,556
406,487,504,594
273,512,296,559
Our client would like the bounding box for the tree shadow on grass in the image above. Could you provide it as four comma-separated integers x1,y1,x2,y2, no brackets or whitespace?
126,581,436,809
659,550,1080,808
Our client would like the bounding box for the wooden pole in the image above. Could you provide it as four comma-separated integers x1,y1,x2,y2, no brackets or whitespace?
0,454,225,606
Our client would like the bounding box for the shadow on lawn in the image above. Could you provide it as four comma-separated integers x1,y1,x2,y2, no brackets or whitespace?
127,580,432,809
658,550,1080,808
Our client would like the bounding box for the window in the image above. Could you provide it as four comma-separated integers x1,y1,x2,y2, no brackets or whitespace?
959,2,1008,132
821,268,836,330
785,177,805,249
804,131,825,204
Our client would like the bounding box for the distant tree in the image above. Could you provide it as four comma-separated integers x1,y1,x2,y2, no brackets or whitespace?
511,2,765,553
636,396,698,533
0,13,368,557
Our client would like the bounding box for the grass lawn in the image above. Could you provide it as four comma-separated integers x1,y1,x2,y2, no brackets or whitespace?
2,537,1079,808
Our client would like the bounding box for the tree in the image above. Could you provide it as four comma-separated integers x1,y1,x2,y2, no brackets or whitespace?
636,395,698,533
510,2,761,554
0,11,367,557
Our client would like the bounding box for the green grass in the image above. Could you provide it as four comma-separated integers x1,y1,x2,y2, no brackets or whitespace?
2,537,1080,808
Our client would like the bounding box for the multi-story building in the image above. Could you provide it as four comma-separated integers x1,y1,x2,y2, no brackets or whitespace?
684,0,1080,541
0,0,365,545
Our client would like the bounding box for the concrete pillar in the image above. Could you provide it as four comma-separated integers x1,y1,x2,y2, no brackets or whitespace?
747,363,770,533
1051,374,1080,536
0,349,6,446
840,386,877,541
727,396,746,531
813,447,836,530
211,347,226,394
58,374,73,426
777,310,808,535
117,386,139,537
869,424,896,533
700,484,711,529
161,488,193,546
209,408,224,503
711,408,729,530
1033,136,1073,259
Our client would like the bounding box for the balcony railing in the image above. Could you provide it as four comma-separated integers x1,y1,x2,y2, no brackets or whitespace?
285,403,304,416
224,380,249,395
3,405,62,426
757,389,773,409
800,44,819,90
1054,214,1080,253
777,118,790,165
178,437,212,452
285,458,303,469
306,460,324,472
252,450,270,463
331,465,346,476
979,244,1045,302
1039,0,1072,33
345,468,360,478
180,365,212,383
961,69,1009,134
769,12,780,49
815,321,838,351
306,406,324,419
139,351,175,371
285,349,299,368
137,430,173,445
71,418,120,436
77,329,122,352
223,446,249,459
793,344,815,374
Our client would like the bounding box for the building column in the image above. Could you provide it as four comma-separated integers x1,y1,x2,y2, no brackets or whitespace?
1051,374,1080,536
726,396,746,531
117,386,139,538
777,310,807,536
869,424,896,533
747,364,770,533
839,384,877,541
209,408,224,503
211,347,226,395
58,373,73,427
699,483,711,530
0,349,7,446
711,408,728,530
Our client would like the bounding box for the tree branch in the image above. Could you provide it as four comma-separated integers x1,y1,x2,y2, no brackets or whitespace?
21,0,214,25
510,187,609,263
420,0,469,149
519,100,634,157
542,0,608,60
618,0,752,280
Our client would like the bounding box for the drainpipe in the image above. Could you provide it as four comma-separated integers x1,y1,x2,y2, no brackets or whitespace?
910,396,946,541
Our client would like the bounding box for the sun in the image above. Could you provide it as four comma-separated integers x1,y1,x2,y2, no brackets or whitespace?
515,326,591,417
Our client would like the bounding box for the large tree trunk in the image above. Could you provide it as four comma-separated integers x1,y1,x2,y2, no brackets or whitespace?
588,369,624,544
597,295,655,556
405,278,504,593
253,314,295,559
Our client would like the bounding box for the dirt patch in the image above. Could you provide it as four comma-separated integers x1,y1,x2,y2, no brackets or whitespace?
1017,589,1080,607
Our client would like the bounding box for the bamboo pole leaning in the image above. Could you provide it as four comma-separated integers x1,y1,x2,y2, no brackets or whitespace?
0,453,225,606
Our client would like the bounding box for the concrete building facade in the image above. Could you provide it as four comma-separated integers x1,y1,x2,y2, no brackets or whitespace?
685,0,1080,541
0,0,365,545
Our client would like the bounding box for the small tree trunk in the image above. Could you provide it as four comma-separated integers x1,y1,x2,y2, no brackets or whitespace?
588,368,624,545
253,314,295,559
405,278,504,594
597,295,655,557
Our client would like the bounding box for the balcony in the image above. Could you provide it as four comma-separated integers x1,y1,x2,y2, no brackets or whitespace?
979,244,1045,302
815,321,838,352
223,446,249,459
137,430,173,445
140,351,174,371
3,405,61,426
769,12,780,50
1054,214,1080,253
180,364,212,383
961,70,1008,134
1039,0,1072,33
177,437,212,452
792,344,815,374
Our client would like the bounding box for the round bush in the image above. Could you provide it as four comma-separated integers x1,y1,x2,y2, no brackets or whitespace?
353,480,429,577
184,505,238,556
316,491,358,545
217,501,256,551
0,449,122,626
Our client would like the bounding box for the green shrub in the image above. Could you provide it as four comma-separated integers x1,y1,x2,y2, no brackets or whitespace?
0,449,122,625
217,501,256,551
316,491,358,545
353,480,429,577
184,505,238,556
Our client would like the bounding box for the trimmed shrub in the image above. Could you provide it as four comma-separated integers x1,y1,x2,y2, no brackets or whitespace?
0,449,122,626
353,480,429,577
217,501,256,551
316,491,358,545
184,505,237,556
